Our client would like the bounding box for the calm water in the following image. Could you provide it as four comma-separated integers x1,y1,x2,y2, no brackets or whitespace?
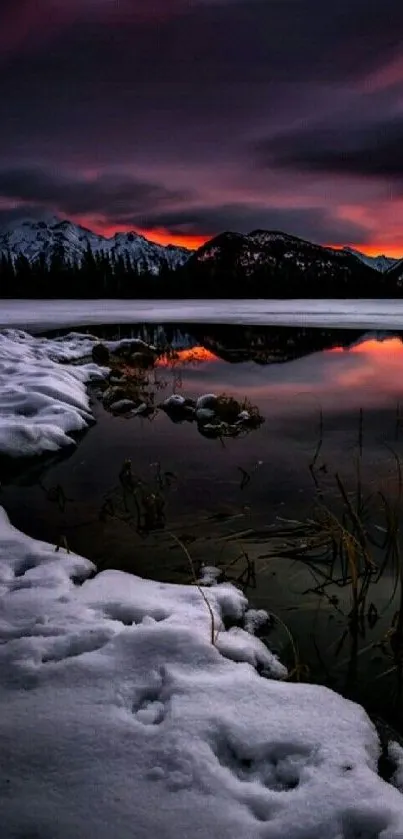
3,321,403,729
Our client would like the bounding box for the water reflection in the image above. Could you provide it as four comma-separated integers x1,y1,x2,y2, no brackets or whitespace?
4,322,403,730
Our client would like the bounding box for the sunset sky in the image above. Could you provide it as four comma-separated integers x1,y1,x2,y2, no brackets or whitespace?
1,0,403,254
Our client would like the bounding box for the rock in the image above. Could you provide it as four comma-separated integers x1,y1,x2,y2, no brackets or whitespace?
163,395,186,410
131,402,151,416
109,399,137,414
237,410,250,422
109,377,122,385
91,343,110,365
198,421,225,438
196,393,218,411
114,339,156,360
129,352,155,369
196,408,216,423
102,386,129,407
198,566,222,586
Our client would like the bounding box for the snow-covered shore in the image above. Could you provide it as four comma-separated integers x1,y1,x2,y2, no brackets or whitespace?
1,324,403,835
0,506,403,838
0,329,107,457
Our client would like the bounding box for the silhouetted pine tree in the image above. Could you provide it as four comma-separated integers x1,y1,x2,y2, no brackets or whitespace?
0,251,15,297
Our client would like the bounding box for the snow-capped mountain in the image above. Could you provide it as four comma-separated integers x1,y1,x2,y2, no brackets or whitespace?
0,217,191,275
342,247,399,273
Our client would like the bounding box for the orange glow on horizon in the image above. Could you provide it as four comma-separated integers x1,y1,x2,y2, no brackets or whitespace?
72,216,403,257
330,243,403,259
72,216,208,250
135,228,208,251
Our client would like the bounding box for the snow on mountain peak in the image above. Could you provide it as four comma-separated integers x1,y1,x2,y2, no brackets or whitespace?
342,247,399,273
0,217,191,275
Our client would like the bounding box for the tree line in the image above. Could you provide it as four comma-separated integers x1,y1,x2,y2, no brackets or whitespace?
0,242,400,299
0,245,180,299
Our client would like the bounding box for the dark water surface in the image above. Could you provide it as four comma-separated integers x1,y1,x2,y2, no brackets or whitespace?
3,321,403,730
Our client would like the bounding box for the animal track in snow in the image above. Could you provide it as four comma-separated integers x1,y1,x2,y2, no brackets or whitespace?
41,629,113,663
132,667,169,726
102,602,168,627
14,556,38,578
214,735,315,793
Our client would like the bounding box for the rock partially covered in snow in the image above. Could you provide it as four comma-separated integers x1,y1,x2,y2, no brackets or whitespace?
237,410,251,422
244,608,273,635
109,399,137,414
131,402,152,417
198,565,222,585
162,394,187,410
196,393,218,410
161,394,196,422
102,385,128,406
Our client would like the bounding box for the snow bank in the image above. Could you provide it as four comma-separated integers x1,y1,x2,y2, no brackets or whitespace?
0,508,403,838
0,329,107,457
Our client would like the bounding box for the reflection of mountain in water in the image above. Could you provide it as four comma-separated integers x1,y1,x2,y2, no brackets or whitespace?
44,323,403,365
187,326,372,365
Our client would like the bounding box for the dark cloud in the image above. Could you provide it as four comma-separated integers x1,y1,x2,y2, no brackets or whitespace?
0,166,370,245
140,204,370,246
0,167,191,221
0,0,402,250
2,0,403,84
255,116,403,182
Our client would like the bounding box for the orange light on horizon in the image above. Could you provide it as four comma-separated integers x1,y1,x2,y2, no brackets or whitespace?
73,215,208,251
330,243,403,259
72,215,403,257
135,227,208,251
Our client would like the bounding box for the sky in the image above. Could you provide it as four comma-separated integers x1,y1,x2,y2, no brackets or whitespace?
1,0,403,254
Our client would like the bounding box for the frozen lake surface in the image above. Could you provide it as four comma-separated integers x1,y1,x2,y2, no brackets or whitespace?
3,298,403,330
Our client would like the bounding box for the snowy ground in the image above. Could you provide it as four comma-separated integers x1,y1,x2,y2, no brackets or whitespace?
2,299,403,330
1,506,403,838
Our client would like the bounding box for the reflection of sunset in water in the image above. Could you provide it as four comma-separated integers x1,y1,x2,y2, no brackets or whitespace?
126,334,403,418
198,335,403,416
156,347,218,366
328,338,403,356
323,338,403,394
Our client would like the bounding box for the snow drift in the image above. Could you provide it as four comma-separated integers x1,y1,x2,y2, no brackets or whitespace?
0,507,403,838
0,329,106,457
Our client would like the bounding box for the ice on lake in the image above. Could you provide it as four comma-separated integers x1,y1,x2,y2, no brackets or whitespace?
2,298,403,330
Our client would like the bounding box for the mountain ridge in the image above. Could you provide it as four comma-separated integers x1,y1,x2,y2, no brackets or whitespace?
1,217,402,298
341,247,399,273
0,217,191,275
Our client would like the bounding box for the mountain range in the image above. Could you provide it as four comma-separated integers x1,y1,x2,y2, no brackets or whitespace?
182,229,403,297
1,216,403,297
0,217,190,275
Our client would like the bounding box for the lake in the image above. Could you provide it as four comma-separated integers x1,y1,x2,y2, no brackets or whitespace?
3,311,403,733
